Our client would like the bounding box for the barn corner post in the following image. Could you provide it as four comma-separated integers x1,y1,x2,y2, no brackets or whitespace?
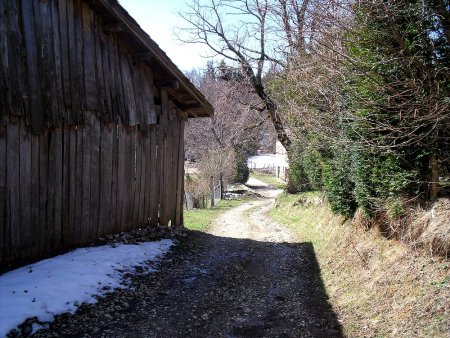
0,0,213,271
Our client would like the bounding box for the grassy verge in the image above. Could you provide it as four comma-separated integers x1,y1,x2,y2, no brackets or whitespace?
249,171,286,189
269,192,450,338
184,197,253,231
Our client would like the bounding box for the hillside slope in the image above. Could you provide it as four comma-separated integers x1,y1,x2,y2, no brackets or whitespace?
269,193,450,337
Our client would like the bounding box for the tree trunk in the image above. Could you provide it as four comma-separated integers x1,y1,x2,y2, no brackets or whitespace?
267,104,291,150
430,154,439,200
255,85,291,150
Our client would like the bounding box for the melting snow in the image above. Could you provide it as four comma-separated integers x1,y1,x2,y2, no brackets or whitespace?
247,154,287,169
0,240,173,336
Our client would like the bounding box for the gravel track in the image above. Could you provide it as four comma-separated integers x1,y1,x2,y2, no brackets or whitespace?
32,179,343,338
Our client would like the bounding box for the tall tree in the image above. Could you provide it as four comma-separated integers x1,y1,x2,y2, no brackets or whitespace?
177,0,315,149
346,0,450,200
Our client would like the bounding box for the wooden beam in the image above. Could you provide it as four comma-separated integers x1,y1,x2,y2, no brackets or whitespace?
132,51,153,63
180,104,203,111
187,111,199,118
160,80,179,90
103,23,126,34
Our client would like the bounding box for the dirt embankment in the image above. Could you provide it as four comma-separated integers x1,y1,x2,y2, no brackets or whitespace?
270,193,450,338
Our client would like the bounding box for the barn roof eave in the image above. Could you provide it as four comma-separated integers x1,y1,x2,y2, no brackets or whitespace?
94,0,214,118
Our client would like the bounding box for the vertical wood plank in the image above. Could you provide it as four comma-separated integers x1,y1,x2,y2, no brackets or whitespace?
19,120,32,260
164,129,171,226
169,108,178,225
134,134,142,227
99,124,113,237
0,0,9,123
81,116,91,242
66,0,78,123
30,133,40,257
61,127,71,247
122,127,130,231
106,35,118,120
159,91,171,225
159,128,167,225
74,125,84,245
171,116,179,224
143,132,152,226
51,0,65,122
6,120,20,263
116,123,126,231
21,0,44,132
38,131,48,257
175,118,186,226
110,123,119,233
133,63,145,129
89,113,100,238
119,50,137,125
70,0,84,123
132,129,138,229
0,129,6,266
46,130,56,253
33,0,59,126
142,67,156,125
50,0,64,125
171,111,178,224
128,127,137,230
138,135,147,226
5,0,26,117
69,126,79,246
100,31,113,121
52,128,63,250
81,3,97,111
150,125,159,225
58,0,72,118
94,17,107,120
112,39,125,122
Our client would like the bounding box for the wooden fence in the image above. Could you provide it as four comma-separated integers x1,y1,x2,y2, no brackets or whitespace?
210,173,223,207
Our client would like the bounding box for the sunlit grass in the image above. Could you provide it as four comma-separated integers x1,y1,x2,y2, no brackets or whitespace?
184,197,254,231
249,171,286,189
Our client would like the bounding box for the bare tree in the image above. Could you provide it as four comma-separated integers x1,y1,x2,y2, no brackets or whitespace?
185,66,272,162
177,0,314,149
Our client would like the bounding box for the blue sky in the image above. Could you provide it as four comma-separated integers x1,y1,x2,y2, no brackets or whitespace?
120,0,210,71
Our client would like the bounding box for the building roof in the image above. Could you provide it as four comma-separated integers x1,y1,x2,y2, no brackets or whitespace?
91,0,214,118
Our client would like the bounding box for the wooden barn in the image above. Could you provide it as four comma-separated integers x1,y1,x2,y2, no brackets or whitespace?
0,0,213,270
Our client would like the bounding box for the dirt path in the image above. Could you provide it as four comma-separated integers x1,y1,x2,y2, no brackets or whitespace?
34,179,342,338
210,199,292,243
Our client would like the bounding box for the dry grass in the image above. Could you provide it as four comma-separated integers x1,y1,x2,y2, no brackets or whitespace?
360,197,450,258
408,198,450,257
269,192,450,338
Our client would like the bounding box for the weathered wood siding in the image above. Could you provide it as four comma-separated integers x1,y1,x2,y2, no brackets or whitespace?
0,0,187,270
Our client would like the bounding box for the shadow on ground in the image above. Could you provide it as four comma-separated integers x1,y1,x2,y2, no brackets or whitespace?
34,230,343,338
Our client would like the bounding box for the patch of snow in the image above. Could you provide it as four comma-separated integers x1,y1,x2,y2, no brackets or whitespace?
247,154,287,169
247,154,277,169
0,240,173,336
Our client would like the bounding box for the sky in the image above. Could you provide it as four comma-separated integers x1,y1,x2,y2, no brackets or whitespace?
0,240,173,336
119,0,211,72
